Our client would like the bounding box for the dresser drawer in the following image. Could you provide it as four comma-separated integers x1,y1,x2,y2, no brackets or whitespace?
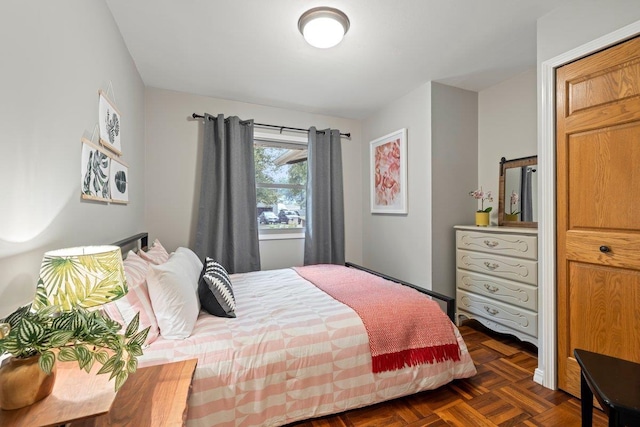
456,270,538,311
456,230,537,260
456,249,537,286
457,289,538,337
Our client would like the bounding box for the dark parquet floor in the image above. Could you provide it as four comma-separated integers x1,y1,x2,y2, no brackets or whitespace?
288,321,609,427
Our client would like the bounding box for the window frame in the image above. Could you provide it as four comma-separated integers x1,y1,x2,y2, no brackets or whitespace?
254,131,307,239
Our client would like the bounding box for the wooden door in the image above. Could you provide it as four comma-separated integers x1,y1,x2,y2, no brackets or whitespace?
556,35,640,398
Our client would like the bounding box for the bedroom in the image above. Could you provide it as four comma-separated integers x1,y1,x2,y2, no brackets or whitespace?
1,0,640,425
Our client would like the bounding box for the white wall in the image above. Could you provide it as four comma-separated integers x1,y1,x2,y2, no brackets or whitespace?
361,82,477,295
0,1,146,317
478,68,538,225
144,88,363,268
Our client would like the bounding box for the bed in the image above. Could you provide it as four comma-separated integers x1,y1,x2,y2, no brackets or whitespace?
108,233,476,427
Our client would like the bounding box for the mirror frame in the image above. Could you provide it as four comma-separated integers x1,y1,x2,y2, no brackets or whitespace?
498,155,537,228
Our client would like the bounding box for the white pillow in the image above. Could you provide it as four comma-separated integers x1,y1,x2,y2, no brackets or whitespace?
146,247,203,339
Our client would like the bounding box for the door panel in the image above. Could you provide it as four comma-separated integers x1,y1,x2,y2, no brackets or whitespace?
566,230,640,269
557,35,640,397
568,123,640,230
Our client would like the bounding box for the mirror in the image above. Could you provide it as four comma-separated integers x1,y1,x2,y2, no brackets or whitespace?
498,155,537,228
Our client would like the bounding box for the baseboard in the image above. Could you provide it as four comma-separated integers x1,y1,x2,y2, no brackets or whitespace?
533,368,544,386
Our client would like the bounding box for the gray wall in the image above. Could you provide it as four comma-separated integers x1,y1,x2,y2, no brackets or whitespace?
362,83,432,287
144,87,363,269
0,1,146,317
535,0,640,385
478,68,538,225
361,82,477,296
431,83,478,296
537,0,640,63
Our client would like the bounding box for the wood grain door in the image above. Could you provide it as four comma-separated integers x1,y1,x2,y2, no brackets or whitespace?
556,35,640,398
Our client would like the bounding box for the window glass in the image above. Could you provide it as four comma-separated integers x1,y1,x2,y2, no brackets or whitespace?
255,144,307,233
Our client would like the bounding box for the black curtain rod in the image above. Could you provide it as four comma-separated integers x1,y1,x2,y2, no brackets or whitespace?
192,113,351,138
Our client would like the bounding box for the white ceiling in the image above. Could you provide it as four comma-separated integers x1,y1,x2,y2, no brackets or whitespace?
105,0,566,119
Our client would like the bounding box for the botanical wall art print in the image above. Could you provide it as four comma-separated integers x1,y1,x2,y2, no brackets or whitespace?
109,157,129,204
81,138,112,202
98,90,122,155
370,128,408,214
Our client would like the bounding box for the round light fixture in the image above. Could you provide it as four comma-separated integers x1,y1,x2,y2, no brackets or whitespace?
298,7,350,49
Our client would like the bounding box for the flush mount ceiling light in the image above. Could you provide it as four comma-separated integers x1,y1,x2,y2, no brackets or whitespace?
298,7,350,49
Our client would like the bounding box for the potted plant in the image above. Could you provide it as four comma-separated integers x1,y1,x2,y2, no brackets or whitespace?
506,190,520,221
0,304,148,410
469,187,493,226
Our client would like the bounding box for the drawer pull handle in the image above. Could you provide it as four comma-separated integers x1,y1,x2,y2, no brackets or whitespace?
484,262,499,270
484,284,499,293
484,240,499,248
484,306,499,316
599,245,611,253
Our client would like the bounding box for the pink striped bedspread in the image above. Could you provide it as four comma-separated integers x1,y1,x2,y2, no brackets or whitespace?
138,268,476,427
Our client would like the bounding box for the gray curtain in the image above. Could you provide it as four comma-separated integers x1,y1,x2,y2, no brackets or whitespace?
520,166,533,222
195,114,260,273
304,128,345,265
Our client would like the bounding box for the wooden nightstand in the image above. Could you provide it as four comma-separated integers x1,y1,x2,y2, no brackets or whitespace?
72,358,198,426
0,358,197,426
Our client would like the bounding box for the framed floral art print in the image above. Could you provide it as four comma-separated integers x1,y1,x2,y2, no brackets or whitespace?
370,128,407,214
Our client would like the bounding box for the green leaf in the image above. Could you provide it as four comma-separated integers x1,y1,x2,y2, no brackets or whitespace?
4,304,31,328
83,355,95,373
17,317,45,346
127,342,143,357
97,354,118,375
75,345,92,370
95,350,110,365
126,357,137,374
1,339,21,355
52,312,74,331
128,326,149,347
483,207,493,213
39,351,56,375
110,360,125,380
49,330,75,347
58,347,78,362
114,370,129,392
125,312,140,338
33,280,49,310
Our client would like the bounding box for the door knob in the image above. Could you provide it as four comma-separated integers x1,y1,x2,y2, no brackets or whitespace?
599,245,610,253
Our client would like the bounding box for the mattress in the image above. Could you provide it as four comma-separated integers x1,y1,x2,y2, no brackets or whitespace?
138,268,476,426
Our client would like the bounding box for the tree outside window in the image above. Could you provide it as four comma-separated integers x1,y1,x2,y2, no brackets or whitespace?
255,143,307,233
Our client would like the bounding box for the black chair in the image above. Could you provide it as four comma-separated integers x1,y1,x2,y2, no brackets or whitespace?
574,349,640,427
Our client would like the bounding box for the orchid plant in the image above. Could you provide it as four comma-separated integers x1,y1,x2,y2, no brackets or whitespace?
509,190,521,215
469,187,493,213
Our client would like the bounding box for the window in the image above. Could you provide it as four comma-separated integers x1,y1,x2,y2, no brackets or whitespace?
254,132,307,235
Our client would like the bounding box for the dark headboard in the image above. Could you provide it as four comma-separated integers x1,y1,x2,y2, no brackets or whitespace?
112,232,148,253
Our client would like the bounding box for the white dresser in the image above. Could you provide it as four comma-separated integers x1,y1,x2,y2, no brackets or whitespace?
454,225,538,346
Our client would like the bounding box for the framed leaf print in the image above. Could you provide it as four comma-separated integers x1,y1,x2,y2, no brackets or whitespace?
109,157,129,204
81,138,111,202
98,90,122,155
370,128,408,214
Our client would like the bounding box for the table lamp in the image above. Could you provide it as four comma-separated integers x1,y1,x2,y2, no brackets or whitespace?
33,245,127,310
0,245,140,411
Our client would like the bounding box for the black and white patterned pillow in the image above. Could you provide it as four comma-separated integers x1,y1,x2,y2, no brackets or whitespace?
198,258,236,318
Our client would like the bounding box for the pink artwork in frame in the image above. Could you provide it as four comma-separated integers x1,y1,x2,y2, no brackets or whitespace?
370,128,407,214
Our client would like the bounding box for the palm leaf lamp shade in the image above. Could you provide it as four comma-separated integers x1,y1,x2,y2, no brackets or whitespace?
33,246,127,311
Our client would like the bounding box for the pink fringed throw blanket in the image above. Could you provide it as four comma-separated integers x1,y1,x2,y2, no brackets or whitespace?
293,264,461,373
